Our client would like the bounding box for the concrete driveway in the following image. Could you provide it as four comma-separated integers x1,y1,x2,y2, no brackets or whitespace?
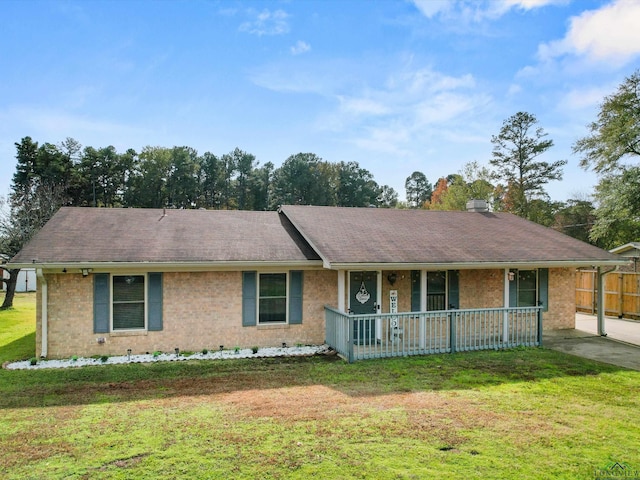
575,313,640,346
542,314,640,371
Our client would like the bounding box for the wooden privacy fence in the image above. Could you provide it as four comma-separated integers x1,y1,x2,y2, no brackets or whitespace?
576,270,640,319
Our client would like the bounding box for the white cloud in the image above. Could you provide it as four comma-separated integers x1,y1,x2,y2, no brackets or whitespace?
411,0,564,22
290,41,311,55
338,96,389,116
239,9,290,36
411,0,451,18
538,0,640,65
559,83,617,111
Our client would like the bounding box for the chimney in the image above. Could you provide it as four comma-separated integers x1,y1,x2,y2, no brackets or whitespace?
466,199,488,212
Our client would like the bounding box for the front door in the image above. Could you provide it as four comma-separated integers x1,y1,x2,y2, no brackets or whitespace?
350,271,377,344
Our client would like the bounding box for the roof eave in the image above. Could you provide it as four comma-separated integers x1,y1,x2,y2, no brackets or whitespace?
9,260,325,272
321,259,627,270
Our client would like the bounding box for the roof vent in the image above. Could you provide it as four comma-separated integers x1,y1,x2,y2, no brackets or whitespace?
466,199,488,212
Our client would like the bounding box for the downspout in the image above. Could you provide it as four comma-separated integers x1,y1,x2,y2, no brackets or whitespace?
596,265,618,337
36,269,47,358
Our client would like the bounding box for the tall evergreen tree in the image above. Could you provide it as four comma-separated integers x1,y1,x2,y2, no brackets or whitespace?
490,112,565,219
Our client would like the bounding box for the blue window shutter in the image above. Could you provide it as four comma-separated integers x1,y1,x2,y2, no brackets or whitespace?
289,271,303,324
242,271,257,327
448,270,460,309
148,273,163,331
411,270,421,312
93,273,110,333
509,269,518,307
539,268,549,312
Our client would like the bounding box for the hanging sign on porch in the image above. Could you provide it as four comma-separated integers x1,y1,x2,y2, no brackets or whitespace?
355,281,370,304
390,290,398,314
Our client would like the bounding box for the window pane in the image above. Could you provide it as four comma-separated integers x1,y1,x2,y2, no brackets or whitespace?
259,274,286,297
518,271,537,290
427,272,446,294
113,275,145,330
113,303,145,329
518,290,536,307
427,271,446,311
113,276,145,302
259,298,286,323
517,270,537,307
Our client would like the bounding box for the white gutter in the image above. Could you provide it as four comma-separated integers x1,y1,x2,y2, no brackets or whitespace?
9,260,325,272
36,268,47,358
323,260,626,271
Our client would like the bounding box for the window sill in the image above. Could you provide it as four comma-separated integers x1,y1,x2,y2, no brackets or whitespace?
110,330,148,337
257,324,290,330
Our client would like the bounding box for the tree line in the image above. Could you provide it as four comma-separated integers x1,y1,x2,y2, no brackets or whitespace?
8,140,391,211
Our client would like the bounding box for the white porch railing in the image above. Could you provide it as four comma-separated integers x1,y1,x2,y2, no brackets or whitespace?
325,306,542,363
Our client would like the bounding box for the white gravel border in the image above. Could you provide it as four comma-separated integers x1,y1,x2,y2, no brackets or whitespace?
4,344,332,370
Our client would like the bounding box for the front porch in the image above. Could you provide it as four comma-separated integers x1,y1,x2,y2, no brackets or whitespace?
325,306,542,362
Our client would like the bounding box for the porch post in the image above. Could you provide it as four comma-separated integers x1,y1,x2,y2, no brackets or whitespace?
376,270,382,342
338,270,346,313
503,268,510,344
597,266,606,336
420,270,427,350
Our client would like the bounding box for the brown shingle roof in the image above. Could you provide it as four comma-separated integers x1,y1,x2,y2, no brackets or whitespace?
279,205,622,268
11,208,320,265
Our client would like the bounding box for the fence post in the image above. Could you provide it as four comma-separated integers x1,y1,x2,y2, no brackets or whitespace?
449,311,456,354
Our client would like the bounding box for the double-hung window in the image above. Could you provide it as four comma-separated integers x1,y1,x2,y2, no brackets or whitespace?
426,271,447,311
112,275,146,330
93,272,162,334
516,270,537,307
411,270,460,312
242,271,303,327
258,273,287,324
509,269,548,311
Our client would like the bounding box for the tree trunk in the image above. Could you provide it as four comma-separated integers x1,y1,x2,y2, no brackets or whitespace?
1,268,20,309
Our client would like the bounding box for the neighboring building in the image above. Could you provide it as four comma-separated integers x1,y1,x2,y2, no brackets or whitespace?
609,243,640,272
1,268,36,292
9,204,623,359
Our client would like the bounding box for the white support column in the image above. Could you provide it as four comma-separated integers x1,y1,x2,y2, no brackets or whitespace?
376,270,382,341
503,268,510,343
338,270,346,313
36,269,48,358
420,270,427,349
420,270,427,311
597,266,606,336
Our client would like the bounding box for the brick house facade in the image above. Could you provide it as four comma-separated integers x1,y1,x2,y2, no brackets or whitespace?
13,205,622,359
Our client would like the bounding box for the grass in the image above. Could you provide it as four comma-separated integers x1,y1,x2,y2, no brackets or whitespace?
1,294,639,479
0,292,36,364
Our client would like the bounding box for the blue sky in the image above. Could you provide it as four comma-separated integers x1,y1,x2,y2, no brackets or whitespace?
1,0,639,203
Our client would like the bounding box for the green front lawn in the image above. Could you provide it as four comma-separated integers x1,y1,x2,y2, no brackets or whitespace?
1,293,638,479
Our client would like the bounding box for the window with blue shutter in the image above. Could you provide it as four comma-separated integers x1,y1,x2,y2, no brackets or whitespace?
539,268,549,312
148,272,163,331
93,273,110,333
448,270,460,309
509,269,546,309
289,271,303,325
411,270,421,312
242,271,257,327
